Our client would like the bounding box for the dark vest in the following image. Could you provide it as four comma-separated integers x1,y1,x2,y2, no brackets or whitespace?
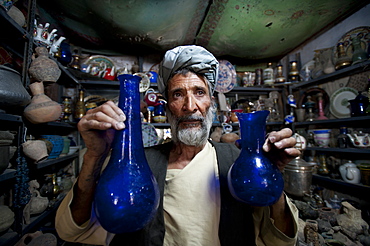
110,141,255,246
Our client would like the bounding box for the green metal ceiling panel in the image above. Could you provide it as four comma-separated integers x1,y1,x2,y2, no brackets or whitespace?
38,0,209,52
196,0,365,60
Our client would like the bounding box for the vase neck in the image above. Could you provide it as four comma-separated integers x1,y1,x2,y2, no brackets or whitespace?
114,74,143,159
237,111,269,152
29,82,45,96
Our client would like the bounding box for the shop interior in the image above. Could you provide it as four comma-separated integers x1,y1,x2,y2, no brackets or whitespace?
1,0,370,245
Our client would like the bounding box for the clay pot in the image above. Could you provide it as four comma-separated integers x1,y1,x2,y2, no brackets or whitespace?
21,140,48,163
29,190,49,215
15,231,57,246
0,205,15,233
28,47,61,83
23,82,62,124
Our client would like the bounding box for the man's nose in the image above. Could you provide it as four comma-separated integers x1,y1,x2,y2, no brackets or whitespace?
182,94,197,113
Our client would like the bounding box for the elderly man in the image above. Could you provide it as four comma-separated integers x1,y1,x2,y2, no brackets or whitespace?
56,46,300,246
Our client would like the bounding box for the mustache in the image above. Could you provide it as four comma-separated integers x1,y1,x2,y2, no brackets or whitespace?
176,114,205,123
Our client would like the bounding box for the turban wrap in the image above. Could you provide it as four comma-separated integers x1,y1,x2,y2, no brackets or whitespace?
158,45,219,98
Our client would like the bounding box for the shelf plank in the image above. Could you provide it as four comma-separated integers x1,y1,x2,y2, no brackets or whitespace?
312,174,370,201
293,115,370,126
306,147,370,154
0,113,22,122
291,60,370,89
0,169,16,182
0,230,19,246
226,86,283,92
35,153,79,169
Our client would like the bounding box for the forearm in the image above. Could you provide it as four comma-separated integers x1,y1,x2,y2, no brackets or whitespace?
269,193,294,237
70,151,107,225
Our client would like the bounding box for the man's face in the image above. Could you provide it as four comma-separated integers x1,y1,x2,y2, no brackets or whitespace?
166,73,215,146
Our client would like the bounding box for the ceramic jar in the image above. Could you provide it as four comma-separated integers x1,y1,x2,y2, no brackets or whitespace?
339,160,361,184
23,82,62,124
153,100,167,123
28,47,61,83
21,140,48,163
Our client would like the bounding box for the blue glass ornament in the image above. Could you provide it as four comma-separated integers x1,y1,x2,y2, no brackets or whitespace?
228,110,284,206
58,42,72,66
94,74,160,234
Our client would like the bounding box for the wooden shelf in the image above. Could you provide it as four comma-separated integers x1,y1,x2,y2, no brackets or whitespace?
312,174,370,202
291,60,370,89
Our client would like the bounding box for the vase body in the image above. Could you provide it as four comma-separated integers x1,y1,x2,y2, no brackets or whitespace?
351,36,368,65
28,46,61,83
227,110,284,206
23,82,62,124
94,74,160,234
57,42,72,66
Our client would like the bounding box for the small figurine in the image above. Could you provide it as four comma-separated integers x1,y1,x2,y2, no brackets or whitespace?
287,95,297,108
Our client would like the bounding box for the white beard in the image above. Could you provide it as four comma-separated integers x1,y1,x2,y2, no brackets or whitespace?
167,103,216,147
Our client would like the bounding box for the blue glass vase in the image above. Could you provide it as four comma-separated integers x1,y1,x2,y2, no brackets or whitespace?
94,74,160,234
228,110,284,206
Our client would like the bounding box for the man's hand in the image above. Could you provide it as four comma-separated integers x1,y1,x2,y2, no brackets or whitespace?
78,101,126,158
262,128,300,171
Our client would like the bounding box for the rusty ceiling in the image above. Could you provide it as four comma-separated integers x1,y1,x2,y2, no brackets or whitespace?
37,0,367,63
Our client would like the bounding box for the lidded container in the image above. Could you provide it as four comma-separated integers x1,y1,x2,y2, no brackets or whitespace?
283,133,315,197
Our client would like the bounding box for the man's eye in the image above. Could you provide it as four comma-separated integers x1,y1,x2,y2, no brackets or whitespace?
174,92,181,97
197,90,205,96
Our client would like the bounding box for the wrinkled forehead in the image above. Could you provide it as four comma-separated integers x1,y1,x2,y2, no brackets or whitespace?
167,72,210,94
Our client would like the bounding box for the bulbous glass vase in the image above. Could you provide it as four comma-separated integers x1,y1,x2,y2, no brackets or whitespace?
94,74,160,234
228,110,284,206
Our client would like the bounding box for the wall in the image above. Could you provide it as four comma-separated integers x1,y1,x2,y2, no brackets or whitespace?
287,3,370,66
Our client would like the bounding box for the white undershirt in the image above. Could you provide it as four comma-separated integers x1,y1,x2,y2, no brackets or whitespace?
163,142,221,246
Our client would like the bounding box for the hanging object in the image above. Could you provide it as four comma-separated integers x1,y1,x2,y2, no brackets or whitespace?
227,110,284,206
94,74,160,234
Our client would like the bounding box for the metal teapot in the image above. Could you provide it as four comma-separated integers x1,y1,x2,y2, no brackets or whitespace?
346,131,370,148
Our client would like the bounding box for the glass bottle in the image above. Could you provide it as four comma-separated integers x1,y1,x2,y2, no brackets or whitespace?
275,64,286,83
351,35,368,65
263,63,274,85
74,89,86,120
228,110,284,206
94,74,160,234
288,61,299,82
337,126,349,148
335,42,352,70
